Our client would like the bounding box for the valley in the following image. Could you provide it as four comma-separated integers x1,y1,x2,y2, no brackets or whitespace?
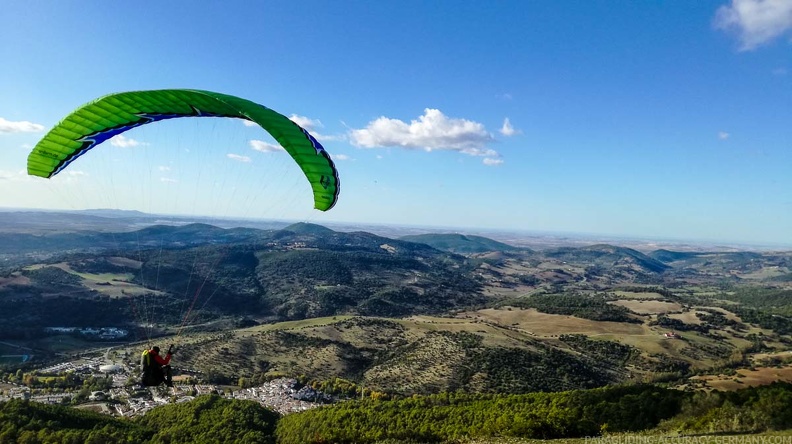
0,212,789,399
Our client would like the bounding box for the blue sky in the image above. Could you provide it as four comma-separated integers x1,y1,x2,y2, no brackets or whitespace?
1,1,791,246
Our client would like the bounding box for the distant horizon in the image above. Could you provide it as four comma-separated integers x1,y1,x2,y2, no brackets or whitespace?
1,205,790,252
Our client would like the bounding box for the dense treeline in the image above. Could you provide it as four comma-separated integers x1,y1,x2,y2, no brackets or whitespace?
559,334,635,365
716,287,792,315
278,383,792,443
0,397,151,443
708,287,792,335
276,384,684,443
658,383,792,434
731,308,792,336
0,395,279,444
0,294,133,333
3,383,792,443
136,395,280,443
22,266,83,287
510,293,638,323
67,257,133,275
650,314,709,332
2,225,488,335
452,346,616,393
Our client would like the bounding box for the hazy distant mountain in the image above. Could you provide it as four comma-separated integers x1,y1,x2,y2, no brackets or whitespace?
282,222,336,235
72,209,151,218
399,233,519,253
0,210,131,233
0,223,261,255
0,223,483,328
648,249,702,262
545,244,670,274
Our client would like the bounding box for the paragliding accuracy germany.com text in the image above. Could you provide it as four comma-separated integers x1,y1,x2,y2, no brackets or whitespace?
583,437,792,444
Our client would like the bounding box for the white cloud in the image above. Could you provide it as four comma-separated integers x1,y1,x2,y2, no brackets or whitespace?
286,115,345,142
312,132,345,142
714,0,792,51
289,114,323,130
158,166,171,172
349,109,496,156
500,118,519,136
160,177,178,183
110,134,141,148
66,170,86,176
718,131,731,140
483,158,504,166
498,93,513,101
250,140,284,152
241,119,258,127
333,154,350,161
227,153,251,163
0,170,27,180
0,117,45,134
460,147,499,157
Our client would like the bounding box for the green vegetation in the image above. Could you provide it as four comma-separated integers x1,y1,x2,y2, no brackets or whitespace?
707,287,792,335
714,287,792,315
0,395,279,443
658,383,792,434
2,223,792,444
559,334,635,365
508,293,638,323
4,383,792,443
277,383,792,443
137,395,280,443
0,398,150,443
545,245,670,274
23,266,83,287
454,345,615,393
399,233,519,253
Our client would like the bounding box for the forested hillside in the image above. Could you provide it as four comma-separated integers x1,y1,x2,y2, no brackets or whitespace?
3,382,792,443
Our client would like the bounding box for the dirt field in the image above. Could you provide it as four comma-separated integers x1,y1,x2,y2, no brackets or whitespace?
737,266,790,280
0,273,30,288
107,257,143,269
610,300,682,314
240,316,355,334
692,365,792,391
22,262,157,298
458,308,736,369
666,311,705,324
465,308,646,336
401,315,534,348
697,306,743,322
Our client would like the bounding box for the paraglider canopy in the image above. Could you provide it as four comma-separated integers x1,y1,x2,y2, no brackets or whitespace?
27,89,340,211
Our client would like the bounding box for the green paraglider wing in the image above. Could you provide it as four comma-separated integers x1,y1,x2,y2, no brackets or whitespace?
27,89,340,211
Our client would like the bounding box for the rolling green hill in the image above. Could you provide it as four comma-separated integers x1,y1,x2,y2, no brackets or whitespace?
3,222,792,401
545,244,670,274
399,233,520,253
4,383,792,443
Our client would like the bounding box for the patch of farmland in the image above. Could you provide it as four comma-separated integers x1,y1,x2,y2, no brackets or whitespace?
692,365,792,391
612,290,666,300
0,273,30,288
610,300,682,314
467,308,645,336
106,257,143,269
667,311,705,325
